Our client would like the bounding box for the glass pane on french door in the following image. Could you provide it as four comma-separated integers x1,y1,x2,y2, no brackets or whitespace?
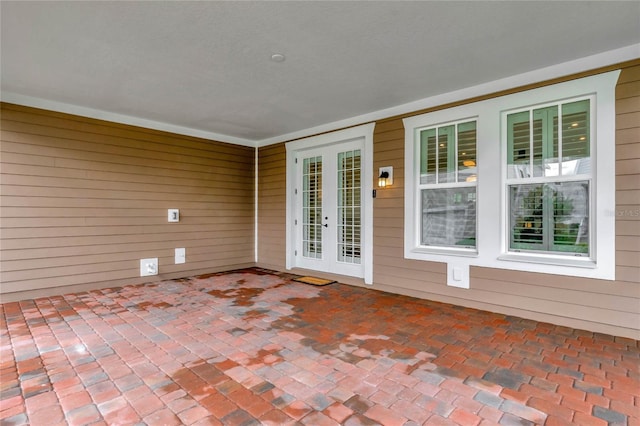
337,150,361,264
302,156,322,258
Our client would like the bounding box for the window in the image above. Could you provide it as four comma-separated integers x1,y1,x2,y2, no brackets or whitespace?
404,71,618,280
505,98,592,256
418,121,477,249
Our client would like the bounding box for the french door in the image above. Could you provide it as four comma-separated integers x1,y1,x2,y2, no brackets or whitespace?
294,140,364,278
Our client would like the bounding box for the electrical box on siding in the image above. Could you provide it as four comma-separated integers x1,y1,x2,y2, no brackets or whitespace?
168,209,179,222
447,263,470,289
140,258,158,277
175,248,185,264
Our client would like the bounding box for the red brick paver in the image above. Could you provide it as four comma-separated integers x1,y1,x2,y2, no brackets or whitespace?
1,268,638,425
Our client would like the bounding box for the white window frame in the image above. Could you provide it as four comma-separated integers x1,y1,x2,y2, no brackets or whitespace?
404,71,618,281
411,117,479,256
502,96,593,258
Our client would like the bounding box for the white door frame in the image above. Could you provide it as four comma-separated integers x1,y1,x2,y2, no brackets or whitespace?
285,123,375,284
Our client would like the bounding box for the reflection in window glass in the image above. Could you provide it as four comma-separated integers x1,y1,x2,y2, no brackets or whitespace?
533,105,558,177
437,125,454,183
457,122,477,183
420,128,437,184
507,111,531,178
421,187,476,248
510,181,589,254
420,121,477,185
562,100,590,176
507,99,590,180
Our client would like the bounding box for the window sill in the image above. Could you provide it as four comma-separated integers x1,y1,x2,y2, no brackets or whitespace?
497,253,596,269
408,246,479,260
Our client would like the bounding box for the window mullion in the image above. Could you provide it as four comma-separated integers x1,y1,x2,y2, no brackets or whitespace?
543,184,553,251
453,126,458,183
542,109,551,251
529,111,534,178
542,107,553,175
415,138,423,249
558,104,563,176
435,128,440,184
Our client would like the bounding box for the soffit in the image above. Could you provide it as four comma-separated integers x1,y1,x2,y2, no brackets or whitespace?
1,1,639,146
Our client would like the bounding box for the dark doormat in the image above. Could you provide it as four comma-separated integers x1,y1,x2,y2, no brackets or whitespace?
292,276,336,286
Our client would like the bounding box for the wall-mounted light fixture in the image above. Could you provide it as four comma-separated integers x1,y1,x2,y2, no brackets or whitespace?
378,166,393,188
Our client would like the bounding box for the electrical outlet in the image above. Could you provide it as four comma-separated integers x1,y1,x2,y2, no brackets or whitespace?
140,258,158,277
168,209,179,222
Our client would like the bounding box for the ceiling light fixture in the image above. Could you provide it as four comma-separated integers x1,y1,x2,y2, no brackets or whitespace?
270,53,286,63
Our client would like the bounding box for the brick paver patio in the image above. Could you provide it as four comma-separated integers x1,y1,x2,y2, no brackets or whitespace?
1,268,638,425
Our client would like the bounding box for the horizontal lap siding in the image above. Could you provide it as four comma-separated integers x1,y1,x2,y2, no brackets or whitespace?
257,144,286,271
0,104,255,301
371,64,640,339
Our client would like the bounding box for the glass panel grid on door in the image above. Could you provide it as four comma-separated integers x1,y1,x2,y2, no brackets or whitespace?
303,156,322,259
294,137,366,279
337,150,362,264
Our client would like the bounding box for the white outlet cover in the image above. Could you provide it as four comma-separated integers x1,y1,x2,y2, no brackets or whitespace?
175,248,185,264
140,258,158,276
168,209,179,222
447,263,470,289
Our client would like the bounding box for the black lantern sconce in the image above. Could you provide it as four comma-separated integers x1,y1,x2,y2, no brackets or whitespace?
378,166,393,188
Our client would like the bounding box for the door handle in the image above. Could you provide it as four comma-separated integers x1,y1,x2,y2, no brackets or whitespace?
323,217,328,227
323,223,328,228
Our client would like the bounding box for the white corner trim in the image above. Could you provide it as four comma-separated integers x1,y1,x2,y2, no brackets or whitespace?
254,147,259,263
0,92,257,147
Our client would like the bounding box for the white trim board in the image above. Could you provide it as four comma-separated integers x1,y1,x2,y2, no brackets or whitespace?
0,92,257,147
2,44,638,148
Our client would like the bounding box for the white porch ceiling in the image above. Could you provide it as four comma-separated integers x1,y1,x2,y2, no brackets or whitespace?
1,1,639,146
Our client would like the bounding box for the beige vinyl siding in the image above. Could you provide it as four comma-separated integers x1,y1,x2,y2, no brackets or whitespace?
256,143,287,271
255,62,640,339
615,65,640,287
0,103,255,301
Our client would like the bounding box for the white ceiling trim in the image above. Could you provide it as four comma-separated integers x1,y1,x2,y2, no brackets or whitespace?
2,44,638,149
266,43,640,147
0,92,257,147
